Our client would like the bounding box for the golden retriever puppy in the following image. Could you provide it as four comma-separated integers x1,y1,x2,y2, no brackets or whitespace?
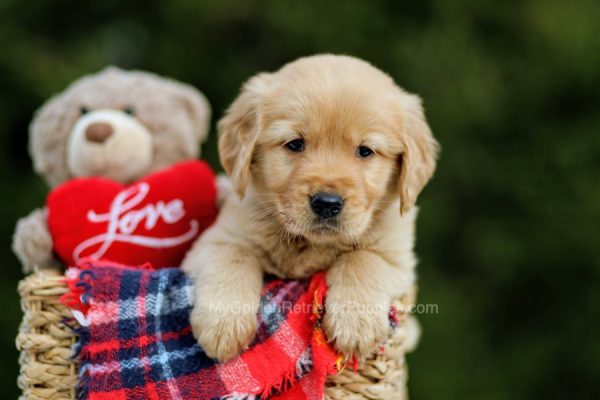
182,54,438,362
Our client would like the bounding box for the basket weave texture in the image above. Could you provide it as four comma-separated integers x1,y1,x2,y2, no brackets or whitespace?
16,268,412,400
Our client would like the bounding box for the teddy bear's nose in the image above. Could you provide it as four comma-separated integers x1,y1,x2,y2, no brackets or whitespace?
85,122,113,143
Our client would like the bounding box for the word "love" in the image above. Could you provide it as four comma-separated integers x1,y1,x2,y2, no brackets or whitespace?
73,183,199,261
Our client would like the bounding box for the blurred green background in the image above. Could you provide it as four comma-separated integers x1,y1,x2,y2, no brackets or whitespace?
1,0,598,398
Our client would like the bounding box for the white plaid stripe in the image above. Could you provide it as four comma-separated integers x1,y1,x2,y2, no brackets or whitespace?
89,346,202,375
150,271,183,400
88,282,194,325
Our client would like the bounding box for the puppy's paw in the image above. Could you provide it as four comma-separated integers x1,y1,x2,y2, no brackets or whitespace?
323,296,390,360
190,301,258,362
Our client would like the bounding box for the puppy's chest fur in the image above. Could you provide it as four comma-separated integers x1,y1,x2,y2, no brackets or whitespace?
238,201,387,280
255,236,350,279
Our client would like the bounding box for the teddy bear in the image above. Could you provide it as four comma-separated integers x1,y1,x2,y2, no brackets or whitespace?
12,66,216,273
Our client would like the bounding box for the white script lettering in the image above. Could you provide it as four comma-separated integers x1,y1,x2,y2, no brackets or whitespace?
73,183,199,261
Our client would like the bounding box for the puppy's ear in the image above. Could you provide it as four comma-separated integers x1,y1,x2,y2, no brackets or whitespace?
218,73,272,198
397,93,439,214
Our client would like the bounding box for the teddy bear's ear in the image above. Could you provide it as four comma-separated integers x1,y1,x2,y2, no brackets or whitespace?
172,83,212,145
29,92,76,186
99,65,123,75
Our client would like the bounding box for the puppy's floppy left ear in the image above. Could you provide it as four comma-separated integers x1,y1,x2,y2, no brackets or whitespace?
397,93,439,214
218,73,272,199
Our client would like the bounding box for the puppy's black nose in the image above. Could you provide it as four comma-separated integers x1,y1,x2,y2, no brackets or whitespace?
310,193,343,219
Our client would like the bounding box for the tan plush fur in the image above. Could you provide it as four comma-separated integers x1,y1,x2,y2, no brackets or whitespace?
182,54,439,362
13,67,211,273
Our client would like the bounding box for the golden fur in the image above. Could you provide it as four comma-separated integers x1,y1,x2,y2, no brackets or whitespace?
182,54,439,361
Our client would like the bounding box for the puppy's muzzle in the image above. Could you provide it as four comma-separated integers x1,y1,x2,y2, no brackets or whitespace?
310,192,344,219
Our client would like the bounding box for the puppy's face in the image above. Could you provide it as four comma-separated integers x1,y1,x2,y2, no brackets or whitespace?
252,91,403,243
219,55,438,244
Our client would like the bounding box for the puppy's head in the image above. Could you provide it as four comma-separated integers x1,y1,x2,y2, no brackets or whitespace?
219,55,438,244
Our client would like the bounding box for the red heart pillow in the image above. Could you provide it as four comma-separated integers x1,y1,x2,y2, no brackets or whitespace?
47,160,218,268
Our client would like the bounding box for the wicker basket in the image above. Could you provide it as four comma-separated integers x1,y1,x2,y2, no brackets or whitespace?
16,268,415,400
16,270,78,400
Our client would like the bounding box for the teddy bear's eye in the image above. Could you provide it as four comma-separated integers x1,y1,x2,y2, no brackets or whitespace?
80,106,90,115
123,106,135,116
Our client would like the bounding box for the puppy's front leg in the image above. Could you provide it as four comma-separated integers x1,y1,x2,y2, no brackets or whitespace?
182,240,262,362
324,250,413,360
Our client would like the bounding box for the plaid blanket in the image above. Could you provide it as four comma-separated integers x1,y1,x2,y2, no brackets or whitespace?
62,259,340,400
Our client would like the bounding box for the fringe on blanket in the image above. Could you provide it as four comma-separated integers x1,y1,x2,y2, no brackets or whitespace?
62,267,95,400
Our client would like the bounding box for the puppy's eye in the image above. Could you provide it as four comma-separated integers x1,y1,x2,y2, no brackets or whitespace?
357,145,375,158
123,106,135,116
285,139,305,153
80,106,90,115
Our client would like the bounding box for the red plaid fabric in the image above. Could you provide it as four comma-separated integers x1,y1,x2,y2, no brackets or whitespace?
62,259,339,400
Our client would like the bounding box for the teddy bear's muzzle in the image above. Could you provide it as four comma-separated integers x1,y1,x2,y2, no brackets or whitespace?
67,109,154,182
